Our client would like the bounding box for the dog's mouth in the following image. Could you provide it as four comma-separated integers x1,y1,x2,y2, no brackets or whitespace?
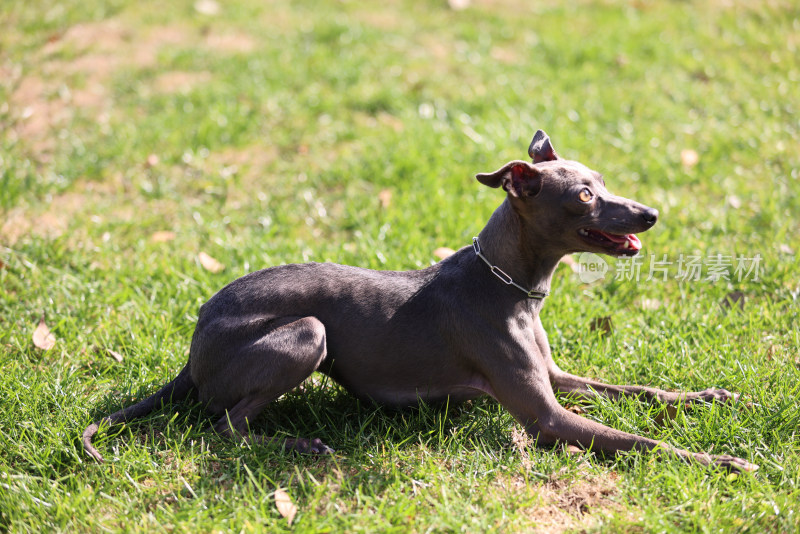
578,228,642,256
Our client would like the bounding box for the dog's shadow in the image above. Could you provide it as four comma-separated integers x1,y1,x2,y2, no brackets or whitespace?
261,379,513,453
82,376,516,473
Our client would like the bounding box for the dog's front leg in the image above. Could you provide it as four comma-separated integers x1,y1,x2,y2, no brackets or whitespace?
532,317,738,405
490,353,756,472
550,372,738,405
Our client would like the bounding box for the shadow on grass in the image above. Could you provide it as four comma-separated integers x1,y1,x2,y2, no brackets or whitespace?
79,377,516,472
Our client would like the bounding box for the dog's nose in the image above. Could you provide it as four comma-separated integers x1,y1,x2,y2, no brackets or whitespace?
642,207,659,226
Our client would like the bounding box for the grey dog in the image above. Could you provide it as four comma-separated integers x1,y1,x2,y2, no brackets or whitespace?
83,130,756,472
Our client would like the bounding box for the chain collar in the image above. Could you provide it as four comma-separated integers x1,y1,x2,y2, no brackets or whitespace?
472,237,550,300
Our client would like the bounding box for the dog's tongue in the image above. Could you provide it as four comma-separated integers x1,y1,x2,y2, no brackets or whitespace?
627,234,642,250
599,231,642,251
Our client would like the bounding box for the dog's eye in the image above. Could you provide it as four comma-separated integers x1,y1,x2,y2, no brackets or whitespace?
578,188,593,202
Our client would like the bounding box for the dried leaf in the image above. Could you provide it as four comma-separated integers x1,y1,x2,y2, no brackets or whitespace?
511,427,531,451
560,254,580,273
589,316,613,335
681,149,699,168
765,344,782,361
274,488,297,525
639,298,662,310
727,195,742,209
151,231,176,243
511,427,532,471
653,404,679,426
433,247,455,260
720,291,745,311
33,317,56,350
779,243,794,255
565,444,584,455
377,112,404,132
448,0,470,10
378,189,392,208
198,252,225,273
145,154,160,167
107,348,124,363
566,405,586,415
194,0,220,15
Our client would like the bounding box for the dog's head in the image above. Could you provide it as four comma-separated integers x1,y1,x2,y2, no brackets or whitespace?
476,130,658,257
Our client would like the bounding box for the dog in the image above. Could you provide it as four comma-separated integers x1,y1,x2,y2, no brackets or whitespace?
83,130,756,472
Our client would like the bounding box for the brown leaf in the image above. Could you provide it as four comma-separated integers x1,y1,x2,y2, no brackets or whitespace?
378,189,392,209
194,0,220,15
107,348,124,363
511,427,533,471
589,316,613,335
448,0,470,10
433,247,455,260
720,291,745,311
560,254,580,273
653,404,679,426
145,154,160,168
639,298,662,310
198,252,225,273
681,149,699,168
274,488,297,525
511,427,531,452
150,231,176,243
565,444,584,455
33,317,56,350
377,112,404,132
565,405,586,415
766,344,777,361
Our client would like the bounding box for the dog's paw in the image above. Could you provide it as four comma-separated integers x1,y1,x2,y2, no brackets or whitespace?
289,437,335,455
307,438,335,455
696,453,758,473
693,387,739,404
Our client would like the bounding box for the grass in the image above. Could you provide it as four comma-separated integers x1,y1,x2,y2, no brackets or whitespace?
1,0,799,531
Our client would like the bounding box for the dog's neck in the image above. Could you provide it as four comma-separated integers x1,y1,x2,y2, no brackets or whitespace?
476,199,562,298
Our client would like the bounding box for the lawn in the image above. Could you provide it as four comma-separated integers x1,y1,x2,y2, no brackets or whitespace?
1,0,799,531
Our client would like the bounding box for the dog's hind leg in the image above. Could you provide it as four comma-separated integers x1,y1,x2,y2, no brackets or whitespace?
202,316,333,453
216,396,334,454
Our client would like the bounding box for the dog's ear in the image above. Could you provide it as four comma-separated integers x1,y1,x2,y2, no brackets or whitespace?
528,130,559,163
475,160,542,197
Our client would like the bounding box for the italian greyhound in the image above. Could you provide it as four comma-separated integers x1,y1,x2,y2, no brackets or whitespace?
83,130,756,472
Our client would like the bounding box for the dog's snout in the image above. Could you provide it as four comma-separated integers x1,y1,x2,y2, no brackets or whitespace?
642,207,659,227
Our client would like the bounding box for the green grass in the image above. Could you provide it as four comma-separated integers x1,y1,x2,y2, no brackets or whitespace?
1,0,799,531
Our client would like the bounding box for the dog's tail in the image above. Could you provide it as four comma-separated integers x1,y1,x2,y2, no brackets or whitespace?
82,364,196,463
